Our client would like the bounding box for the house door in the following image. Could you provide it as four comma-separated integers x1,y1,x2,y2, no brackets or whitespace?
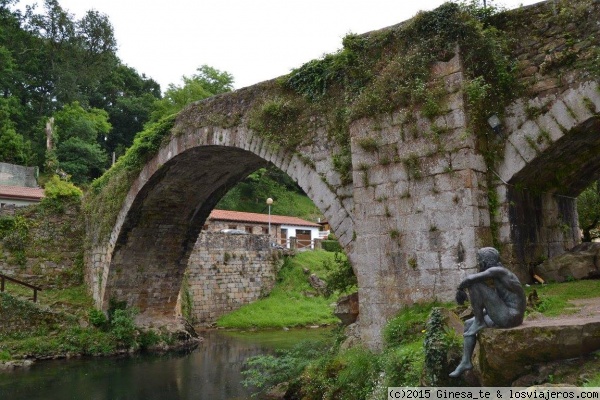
296,229,311,248
280,229,288,246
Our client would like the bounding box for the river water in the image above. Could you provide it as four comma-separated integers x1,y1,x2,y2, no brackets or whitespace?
0,328,330,400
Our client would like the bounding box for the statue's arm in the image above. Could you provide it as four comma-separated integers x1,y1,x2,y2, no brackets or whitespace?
458,267,506,289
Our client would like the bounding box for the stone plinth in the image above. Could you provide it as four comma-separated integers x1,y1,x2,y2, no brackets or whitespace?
473,315,600,386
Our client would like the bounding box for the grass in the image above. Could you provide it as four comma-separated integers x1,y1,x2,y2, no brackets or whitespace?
526,279,600,317
216,251,342,329
583,364,600,387
0,284,175,361
1,282,93,318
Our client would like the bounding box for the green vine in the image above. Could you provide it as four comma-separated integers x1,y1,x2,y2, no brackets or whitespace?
423,307,462,386
84,115,176,244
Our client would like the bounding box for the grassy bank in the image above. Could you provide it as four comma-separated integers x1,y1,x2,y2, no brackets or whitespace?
0,283,184,362
243,278,600,398
525,279,600,317
216,250,347,329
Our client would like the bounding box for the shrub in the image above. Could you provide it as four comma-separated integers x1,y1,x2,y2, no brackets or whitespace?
0,350,11,361
43,175,83,200
382,340,424,387
138,330,162,349
1,215,28,252
88,308,108,329
300,346,379,400
242,339,330,397
110,309,138,348
423,307,463,386
383,303,435,348
323,252,357,295
322,240,342,252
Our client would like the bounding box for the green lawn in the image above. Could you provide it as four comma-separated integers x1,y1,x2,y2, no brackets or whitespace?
216,250,343,329
526,279,600,317
1,281,93,318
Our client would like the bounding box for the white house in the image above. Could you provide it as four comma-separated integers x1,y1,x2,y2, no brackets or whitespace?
206,209,322,249
0,185,45,208
0,163,44,208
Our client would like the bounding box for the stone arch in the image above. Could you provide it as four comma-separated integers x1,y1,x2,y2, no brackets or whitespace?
95,123,354,324
493,80,600,275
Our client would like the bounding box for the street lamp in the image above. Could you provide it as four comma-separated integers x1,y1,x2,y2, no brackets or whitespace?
266,198,273,241
487,114,502,136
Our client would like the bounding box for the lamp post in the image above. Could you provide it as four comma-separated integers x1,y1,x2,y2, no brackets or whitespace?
266,198,273,242
487,114,502,136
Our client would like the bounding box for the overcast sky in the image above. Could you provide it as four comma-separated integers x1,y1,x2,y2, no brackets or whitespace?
19,0,543,91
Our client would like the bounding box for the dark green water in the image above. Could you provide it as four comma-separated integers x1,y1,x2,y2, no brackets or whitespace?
0,328,330,400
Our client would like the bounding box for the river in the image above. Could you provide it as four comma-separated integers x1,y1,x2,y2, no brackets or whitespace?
0,328,331,400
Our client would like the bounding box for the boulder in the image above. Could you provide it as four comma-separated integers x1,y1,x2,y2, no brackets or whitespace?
472,316,600,386
334,292,359,325
308,273,327,294
340,322,361,350
534,242,600,283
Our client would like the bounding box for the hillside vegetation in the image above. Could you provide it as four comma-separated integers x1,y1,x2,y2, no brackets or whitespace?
0,282,188,361
217,166,324,221
217,250,351,329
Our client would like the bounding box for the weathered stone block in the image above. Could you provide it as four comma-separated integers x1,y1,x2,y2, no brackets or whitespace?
549,100,578,132
473,317,600,386
498,141,527,183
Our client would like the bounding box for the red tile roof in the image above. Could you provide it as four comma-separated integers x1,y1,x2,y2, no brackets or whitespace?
0,185,44,201
209,209,320,228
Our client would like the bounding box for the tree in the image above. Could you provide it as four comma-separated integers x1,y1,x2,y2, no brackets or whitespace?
89,64,161,158
0,98,30,165
55,137,107,184
216,165,312,217
0,0,158,171
577,181,600,242
150,65,234,122
51,101,111,183
26,0,119,107
53,101,111,143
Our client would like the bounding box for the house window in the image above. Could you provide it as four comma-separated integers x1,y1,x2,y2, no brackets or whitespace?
262,226,269,234
228,225,237,230
245,226,253,233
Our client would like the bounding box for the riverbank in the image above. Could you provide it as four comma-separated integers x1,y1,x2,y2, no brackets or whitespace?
0,287,200,368
216,250,351,329
241,279,600,399
0,250,347,367
0,328,331,399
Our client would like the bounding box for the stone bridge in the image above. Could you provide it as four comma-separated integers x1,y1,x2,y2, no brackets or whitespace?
85,0,600,349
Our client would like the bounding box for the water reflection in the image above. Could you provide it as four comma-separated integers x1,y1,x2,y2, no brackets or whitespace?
0,329,330,400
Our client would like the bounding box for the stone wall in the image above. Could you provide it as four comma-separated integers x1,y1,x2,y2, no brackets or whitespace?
183,232,278,325
498,0,600,98
0,202,84,288
0,163,38,187
349,52,489,347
